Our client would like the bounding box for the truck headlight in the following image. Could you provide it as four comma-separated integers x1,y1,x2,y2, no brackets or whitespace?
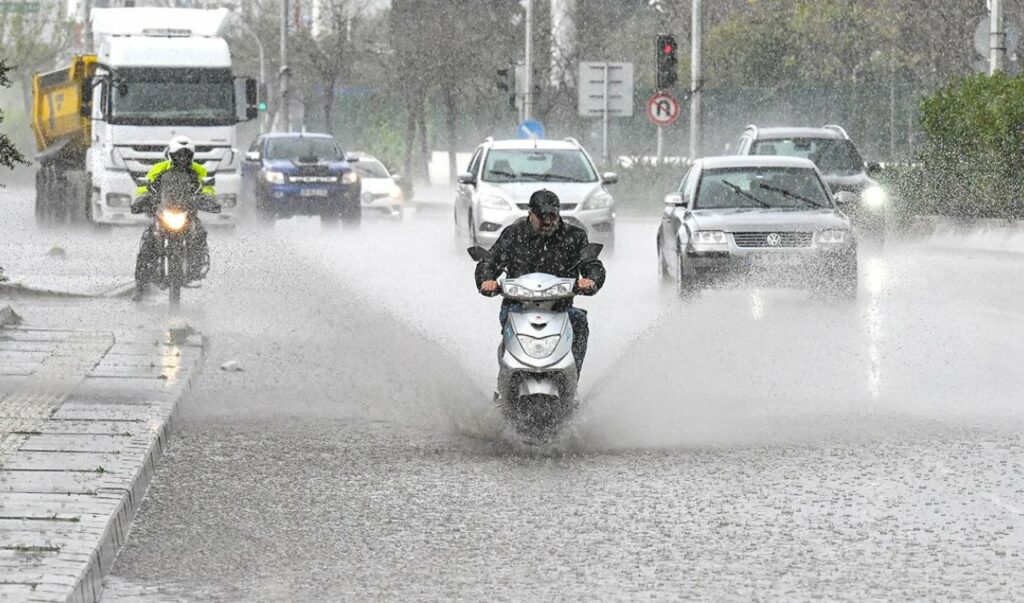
517,334,561,359
342,171,359,184
692,230,728,245
480,195,513,210
818,229,848,244
861,185,887,209
582,191,614,210
264,171,285,184
106,193,132,207
217,194,237,208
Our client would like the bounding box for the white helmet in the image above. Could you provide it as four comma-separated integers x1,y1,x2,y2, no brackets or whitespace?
166,135,195,161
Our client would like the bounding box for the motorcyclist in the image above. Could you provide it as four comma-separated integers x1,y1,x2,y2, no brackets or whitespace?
130,136,220,300
475,189,606,374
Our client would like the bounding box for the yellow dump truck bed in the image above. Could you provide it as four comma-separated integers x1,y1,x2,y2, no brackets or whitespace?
31,55,97,160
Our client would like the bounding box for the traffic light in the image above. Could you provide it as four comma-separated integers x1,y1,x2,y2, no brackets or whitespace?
258,83,268,112
656,34,678,89
496,67,512,92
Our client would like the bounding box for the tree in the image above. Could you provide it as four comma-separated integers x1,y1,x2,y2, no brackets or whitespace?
0,0,72,112
0,59,26,172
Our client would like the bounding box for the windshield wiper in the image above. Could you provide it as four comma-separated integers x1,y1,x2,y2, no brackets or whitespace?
721,179,771,208
487,169,518,180
757,183,825,208
521,172,580,182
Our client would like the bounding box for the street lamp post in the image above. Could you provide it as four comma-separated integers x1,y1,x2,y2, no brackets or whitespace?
280,0,291,132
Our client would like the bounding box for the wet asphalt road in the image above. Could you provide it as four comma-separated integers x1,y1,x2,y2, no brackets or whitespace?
3,187,1023,600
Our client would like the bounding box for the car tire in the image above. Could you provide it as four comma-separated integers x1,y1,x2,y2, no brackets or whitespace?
675,253,699,300
835,255,858,300
320,213,340,228
657,245,672,284
340,199,361,227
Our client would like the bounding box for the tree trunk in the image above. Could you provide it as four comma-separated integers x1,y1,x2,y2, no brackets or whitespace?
443,84,458,184
402,96,417,182
324,77,336,133
417,97,429,183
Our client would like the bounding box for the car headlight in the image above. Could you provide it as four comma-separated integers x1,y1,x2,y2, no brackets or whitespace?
692,230,728,245
582,191,614,210
389,183,404,200
264,171,285,184
479,195,513,210
342,171,359,185
818,229,848,244
861,185,887,209
517,334,561,359
159,209,188,231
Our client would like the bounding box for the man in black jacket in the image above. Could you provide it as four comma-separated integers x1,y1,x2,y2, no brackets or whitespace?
475,189,606,374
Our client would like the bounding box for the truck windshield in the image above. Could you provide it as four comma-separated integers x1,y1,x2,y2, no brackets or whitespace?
109,68,235,126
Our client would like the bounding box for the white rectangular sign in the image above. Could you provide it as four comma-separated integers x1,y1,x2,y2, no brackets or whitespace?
578,62,634,117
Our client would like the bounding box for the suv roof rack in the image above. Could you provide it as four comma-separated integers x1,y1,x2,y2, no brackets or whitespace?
743,124,758,138
483,136,494,144
822,124,849,139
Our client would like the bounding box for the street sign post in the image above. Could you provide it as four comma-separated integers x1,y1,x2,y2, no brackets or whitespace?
646,92,681,163
578,61,634,165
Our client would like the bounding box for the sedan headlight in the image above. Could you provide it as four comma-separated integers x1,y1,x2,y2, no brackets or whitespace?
264,171,285,184
582,191,614,210
342,171,359,185
861,185,887,209
692,230,728,245
389,184,404,200
818,229,848,244
517,334,561,359
480,195,513,210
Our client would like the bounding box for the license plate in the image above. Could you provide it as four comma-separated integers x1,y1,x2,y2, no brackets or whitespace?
746,253,802,266
300,188,329,197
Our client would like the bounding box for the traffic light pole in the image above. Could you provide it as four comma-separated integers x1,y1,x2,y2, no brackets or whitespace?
280,0,291,132
689,0,702,160
524,0,533,122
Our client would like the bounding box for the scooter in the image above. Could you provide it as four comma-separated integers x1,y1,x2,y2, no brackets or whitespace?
468,243,602,441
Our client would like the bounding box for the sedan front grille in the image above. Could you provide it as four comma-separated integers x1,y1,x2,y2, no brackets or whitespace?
732,231,812,248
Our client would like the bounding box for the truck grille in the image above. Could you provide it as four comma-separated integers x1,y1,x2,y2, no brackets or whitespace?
732,231,812,248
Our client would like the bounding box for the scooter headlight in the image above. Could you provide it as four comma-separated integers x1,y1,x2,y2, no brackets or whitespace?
159,209,188,231
517,334,561,359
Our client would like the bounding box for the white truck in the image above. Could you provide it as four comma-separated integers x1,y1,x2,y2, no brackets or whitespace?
32,7,257,225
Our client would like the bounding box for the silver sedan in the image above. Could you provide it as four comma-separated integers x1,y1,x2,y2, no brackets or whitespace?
656,156,858,299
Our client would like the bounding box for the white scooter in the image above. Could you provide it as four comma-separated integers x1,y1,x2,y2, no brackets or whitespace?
469,244,602,441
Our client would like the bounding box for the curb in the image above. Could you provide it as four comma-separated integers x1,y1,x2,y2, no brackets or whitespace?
0,281,135,300
909,215,1024,255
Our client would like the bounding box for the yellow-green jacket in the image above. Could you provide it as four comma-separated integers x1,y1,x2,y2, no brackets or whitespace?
134,160,215,198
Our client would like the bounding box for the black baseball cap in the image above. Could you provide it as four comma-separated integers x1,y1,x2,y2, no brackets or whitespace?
528,189,560,216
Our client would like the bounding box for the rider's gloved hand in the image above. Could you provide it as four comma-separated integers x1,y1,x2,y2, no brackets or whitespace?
196,194,222,214
130,194,154,215
576,277,596,294
480,280,500,296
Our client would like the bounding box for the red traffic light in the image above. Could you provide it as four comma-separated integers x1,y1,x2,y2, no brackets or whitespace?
662,43,674,55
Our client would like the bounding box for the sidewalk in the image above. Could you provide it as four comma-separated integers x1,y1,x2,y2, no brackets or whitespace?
0,315,206,602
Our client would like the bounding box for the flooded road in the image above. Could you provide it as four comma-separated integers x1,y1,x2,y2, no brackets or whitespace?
3,188,1022,600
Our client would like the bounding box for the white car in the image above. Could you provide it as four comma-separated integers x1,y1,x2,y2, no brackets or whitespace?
454,138,617,250
351,153,404,217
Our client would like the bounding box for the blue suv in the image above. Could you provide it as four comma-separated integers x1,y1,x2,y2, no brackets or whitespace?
242,132,361,225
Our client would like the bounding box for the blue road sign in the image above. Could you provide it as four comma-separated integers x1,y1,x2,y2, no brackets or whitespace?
516,119,545,140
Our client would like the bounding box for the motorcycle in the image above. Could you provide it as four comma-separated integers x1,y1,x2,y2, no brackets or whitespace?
133,171,219,308
468,243,602,441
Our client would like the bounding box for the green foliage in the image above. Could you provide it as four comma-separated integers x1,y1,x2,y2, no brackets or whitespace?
914,73,1024,218
0,59,27,171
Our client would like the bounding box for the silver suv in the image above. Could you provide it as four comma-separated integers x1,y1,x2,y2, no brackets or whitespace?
454,138,617,250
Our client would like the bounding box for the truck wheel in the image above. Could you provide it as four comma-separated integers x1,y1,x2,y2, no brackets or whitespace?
66,172,89,224
35,169,48,225
341,199,361,227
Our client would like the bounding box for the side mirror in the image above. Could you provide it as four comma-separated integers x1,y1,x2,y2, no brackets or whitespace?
457,172,476,185
202,177,216,188
601,172,619,185
245,151,260,162
245,78,258,120
345,154,360,163
391,174,403,183
834,191,858,205
866,161,882,178
664,192,685,206
79,77,94,118
580,243,604,261
467,246,492,262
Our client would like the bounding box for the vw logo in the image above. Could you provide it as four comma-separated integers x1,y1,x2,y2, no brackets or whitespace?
766,233,782,247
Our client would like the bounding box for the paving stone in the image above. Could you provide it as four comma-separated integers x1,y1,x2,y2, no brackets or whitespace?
19,435,131,454
0,472,105,495
2,451,124,473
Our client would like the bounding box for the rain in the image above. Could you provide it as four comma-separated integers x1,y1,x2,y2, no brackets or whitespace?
1,1,1023,601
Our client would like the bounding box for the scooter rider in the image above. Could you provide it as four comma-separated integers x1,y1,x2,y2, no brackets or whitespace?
475,189,606,374
131,135,220,299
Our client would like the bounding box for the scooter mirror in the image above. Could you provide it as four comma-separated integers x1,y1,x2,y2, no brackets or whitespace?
579,243,603,261
467,246,492,262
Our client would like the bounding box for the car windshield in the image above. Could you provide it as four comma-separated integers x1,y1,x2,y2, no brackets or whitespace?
482,149,598,183
109,67,235,126
751,137,865,175
265,138,344,161
353,159,390,179
695,167,831,210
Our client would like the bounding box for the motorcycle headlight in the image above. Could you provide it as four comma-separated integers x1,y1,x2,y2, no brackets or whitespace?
541,282,574,297
342,171,359,185
502,282,534,298
692,230,728,245
861,185,887,209
159,209,188,231
264,171,285,184
818,229,848,244
582,191,614,210
479,195,513,210
517,334,561,359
